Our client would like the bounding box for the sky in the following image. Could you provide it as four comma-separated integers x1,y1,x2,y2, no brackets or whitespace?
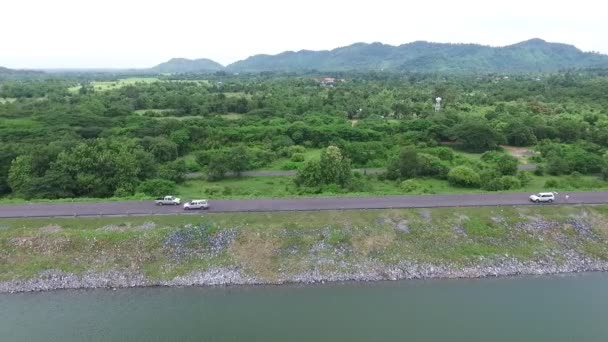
1,0,606,69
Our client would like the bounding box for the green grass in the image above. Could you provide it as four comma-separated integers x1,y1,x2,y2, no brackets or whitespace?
172,173,608,200
134,109,177,116
68,78,161,93
223,92,252,99
0,98,17,104
262,148,322,171
2,206,608,282
177,176,295,199
219,113,244,120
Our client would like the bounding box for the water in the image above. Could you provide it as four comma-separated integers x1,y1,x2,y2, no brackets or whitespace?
1,273,608,341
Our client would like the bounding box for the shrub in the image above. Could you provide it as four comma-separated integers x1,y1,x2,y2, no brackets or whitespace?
288,145,306,156
137,179,177,197
534,165,545,176
448,166,481,187
400,179,421,193
280,161,300,170
544,179,560,189
517,171,532,187
290,153,305,162
499,176,521,190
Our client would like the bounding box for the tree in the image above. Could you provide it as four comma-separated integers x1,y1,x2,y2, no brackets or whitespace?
387,147,448,180
49,139,155,198
319,146,352,187
505,122,537,146
207,152,230,181
387,147,420,180
452,121,504,152
141,136,179,163
157,159,187,183
496,155,519,176
137,179,177,197
226,146,251,176
8,155,34,195
295,146,351,188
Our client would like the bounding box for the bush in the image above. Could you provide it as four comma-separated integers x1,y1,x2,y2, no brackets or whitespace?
290,153,305,162
544,179,560,188
448,166,481,187
288,145,306,156
534,165,545,176
400,179,421,193
137,179,177,197
517,171,532,187
499,176,521,190
280,161,300,170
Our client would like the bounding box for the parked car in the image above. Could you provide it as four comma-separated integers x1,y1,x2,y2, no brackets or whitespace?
184,199,209,210
155,196,181,205
529,192,555,203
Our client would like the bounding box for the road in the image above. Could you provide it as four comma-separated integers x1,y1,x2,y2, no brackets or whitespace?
0,191,605,219
186,165,536,179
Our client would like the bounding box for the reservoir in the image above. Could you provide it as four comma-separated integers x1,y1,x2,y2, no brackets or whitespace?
1,273,607,341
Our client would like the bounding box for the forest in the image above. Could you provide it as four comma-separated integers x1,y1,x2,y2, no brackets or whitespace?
1,71,608,201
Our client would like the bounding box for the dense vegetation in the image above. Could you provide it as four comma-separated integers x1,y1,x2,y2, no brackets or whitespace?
1,70,608,200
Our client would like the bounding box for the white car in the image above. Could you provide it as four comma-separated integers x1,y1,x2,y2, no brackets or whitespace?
529,192,555,203
183,199,209,210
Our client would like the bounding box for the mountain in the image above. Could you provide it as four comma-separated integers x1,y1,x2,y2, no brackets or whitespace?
227,39,608,73
149,58,225,73
0,66,44,76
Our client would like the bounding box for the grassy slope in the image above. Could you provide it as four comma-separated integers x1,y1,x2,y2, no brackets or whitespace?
2,206,608,282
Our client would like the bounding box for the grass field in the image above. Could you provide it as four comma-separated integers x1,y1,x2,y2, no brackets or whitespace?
174,173,608,200
68,77,161,93
2,205,608,282
219,113,244,120
134,109,177,116
0,98,17,104
262,149,323,171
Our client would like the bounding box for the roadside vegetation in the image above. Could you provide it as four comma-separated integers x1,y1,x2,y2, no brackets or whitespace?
1,72,608,202
2,206,608,283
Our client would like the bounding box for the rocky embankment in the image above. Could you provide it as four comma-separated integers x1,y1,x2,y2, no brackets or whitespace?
2,256,608,294
2,207,608,293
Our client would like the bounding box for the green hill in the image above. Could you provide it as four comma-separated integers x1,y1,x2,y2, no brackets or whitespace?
150,58,225,73
227,39,608,73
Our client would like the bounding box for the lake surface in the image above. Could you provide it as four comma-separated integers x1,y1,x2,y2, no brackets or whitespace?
2,273,608,341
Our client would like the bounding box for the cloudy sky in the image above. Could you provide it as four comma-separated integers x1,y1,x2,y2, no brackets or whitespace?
1,0,605,69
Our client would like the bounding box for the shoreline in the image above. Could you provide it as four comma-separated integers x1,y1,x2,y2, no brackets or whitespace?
3,257,607,294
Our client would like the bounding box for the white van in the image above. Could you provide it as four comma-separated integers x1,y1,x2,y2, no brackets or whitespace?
183,199,209,210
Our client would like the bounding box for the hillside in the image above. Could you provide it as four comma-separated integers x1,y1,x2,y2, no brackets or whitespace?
227,39,608,73
149,58,225,73
0,66,44,76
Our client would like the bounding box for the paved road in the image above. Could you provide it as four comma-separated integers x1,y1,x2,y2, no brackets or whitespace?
186,165,536,179
0,191,605,218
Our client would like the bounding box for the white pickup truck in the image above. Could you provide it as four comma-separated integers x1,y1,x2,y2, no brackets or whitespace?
155,196,181,205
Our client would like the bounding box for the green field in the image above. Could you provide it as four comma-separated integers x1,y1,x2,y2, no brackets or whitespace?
68,77,161,93
174,173,608,200
0,98,17,104
262,148,323,171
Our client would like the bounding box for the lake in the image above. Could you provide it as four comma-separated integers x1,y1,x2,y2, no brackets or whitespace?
1,273,607,341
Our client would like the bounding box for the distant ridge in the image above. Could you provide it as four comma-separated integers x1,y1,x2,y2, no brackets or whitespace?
149,58,225,73
224,38,608,73
0,66,44,76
